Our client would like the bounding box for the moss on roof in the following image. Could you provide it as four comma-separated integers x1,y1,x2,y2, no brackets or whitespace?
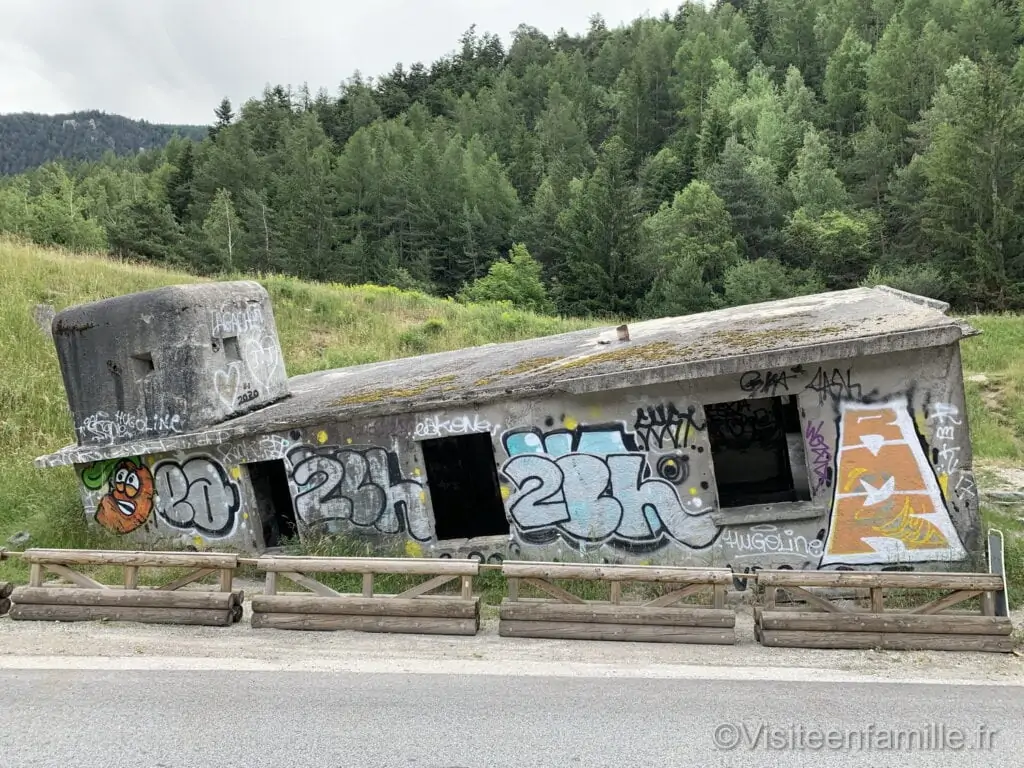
474,356,564,386
708,324,851,352
332,374,459,406
555,341,685,372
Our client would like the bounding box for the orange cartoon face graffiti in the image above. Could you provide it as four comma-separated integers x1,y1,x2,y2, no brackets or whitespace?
95,459,155,534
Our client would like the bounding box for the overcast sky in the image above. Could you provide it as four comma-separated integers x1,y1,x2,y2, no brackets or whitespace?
0,0,689,125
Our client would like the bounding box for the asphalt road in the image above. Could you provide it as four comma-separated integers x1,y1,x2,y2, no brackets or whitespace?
1,669,1022,768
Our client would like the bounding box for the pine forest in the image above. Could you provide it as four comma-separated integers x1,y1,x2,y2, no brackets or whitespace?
2,0,1024,318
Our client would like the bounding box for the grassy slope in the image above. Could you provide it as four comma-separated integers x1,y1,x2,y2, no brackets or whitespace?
959,316,1024,594
960,315,1024,461
0,237,1020,591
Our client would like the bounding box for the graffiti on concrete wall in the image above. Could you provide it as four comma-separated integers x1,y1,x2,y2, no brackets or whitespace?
210,302,283,411
925,400,978,511
738,364,868,406
704,399,785,450
213,362,261,410
211,304,265,337
217,433,292,467
927,402,963,476
243,335,284,381
286,444,432,541
78,410,183,444
413,414,500,439
820,397,967,566
804,366,864,405
720,524,824,559
500,417,718,553
632,403,704,452
739,365,805,398
83,457,155,534
82,454,240,538
151,457,241,538
42,421,255,470
804,420,833,493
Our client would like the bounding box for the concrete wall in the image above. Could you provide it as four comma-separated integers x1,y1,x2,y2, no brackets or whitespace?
53,281,288,447
74,448,262,549
73,343,981,573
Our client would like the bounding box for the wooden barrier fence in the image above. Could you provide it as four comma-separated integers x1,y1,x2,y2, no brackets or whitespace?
754,569,1013,653
499,561,736,644
8,549,244,627
0,582,12,617
0,543,1016,653
0,547,11,616
251,555,481,635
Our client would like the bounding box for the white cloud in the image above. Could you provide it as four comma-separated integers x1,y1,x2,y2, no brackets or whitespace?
0,0,688,124
0,41,72,114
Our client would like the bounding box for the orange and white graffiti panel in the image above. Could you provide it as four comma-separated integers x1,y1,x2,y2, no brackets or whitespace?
820,397,967,566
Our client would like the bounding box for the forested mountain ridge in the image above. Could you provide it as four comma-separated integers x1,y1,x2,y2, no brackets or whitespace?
0,110,206,175
2,0,1024,318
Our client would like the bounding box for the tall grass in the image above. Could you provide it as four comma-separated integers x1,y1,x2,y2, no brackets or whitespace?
260,274,592,375
960,314,1024,462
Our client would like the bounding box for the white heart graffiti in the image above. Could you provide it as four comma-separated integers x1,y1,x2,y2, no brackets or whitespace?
241,335,281,391
213,364,241,409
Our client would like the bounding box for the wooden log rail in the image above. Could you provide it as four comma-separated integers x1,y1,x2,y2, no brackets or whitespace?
499,561,737,645
754,569,1013,653
0,582,12,617
8,549,244,627
251,555,481,636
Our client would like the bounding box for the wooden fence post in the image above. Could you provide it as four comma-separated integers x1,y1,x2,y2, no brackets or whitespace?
497,561,736,645
250,556,481,636
8,549,244,627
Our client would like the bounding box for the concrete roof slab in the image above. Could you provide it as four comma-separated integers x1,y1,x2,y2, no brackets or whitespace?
34,286,975,468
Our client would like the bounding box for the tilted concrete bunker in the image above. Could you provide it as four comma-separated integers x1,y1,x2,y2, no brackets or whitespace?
37,284,984,577
52,280,289,445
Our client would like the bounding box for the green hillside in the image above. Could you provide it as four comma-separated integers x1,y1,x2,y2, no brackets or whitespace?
4,2,1024,322
0,110,206,175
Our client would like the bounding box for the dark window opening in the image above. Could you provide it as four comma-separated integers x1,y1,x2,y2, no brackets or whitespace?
422,433,509,541
222,336,242,362
247,459,298,549
131,352,155,379
706,395,811,508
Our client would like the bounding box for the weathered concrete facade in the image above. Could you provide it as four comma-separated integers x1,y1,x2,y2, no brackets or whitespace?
37,285,983,576
53,281,288,447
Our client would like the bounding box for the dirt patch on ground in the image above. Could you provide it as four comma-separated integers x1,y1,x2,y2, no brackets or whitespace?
978,462,1024,492
969,373,1006,415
